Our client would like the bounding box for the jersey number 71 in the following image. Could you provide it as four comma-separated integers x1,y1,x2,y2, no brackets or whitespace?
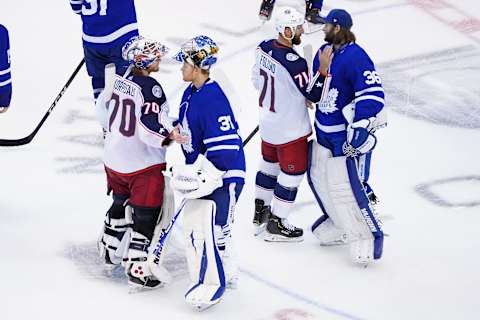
259,69,276,112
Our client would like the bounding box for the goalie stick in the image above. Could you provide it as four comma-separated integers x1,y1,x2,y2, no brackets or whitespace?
0,59,85,147
151,133,257,267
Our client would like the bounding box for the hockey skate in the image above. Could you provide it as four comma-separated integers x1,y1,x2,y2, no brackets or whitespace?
259,0,275,21
264,214,303,242
253,199,271,236
305,8,325,24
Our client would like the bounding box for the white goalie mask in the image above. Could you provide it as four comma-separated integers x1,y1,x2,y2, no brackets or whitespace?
275,6,305,39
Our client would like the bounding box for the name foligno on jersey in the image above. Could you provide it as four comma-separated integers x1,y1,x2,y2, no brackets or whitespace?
259,53,276,74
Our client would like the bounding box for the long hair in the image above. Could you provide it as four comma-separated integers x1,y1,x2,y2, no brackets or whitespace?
334,28,356,45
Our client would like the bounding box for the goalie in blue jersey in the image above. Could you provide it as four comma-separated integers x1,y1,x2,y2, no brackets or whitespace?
307,9,387,265
69,0,139,101
0,24,12,113
169,35,246,310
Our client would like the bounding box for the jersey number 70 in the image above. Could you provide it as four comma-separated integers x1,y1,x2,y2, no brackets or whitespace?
109,93,136,137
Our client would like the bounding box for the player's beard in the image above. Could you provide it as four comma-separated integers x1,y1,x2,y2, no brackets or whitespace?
292,34,302,45
324,29,336,44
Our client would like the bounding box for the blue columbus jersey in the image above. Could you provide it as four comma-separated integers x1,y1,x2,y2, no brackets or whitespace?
312,42,385,134
178,80,246,185
70,0,139,48
0,24,12,107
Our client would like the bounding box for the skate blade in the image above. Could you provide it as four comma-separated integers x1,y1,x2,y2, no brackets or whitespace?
264,233,304,243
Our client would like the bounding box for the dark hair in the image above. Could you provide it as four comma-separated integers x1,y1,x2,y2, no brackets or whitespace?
334,28,356,45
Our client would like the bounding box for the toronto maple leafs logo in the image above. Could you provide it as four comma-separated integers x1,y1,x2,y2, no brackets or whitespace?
318,88,339,114
179,101,194,153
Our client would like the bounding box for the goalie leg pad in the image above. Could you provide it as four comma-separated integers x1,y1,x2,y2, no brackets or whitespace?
98,194,129,265
123,206,169,289
326,156,384,263
307,141,348,245
183,199,225,310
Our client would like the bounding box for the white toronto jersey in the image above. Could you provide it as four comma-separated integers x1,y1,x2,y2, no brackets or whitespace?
252,40,314,145
97,75,169,174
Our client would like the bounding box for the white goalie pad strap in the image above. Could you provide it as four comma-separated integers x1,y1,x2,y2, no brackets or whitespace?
307,141,344,229
183,199,226,304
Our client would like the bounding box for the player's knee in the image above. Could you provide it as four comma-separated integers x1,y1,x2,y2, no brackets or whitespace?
107,194,129,219
131,206,161,240
258,158,280,176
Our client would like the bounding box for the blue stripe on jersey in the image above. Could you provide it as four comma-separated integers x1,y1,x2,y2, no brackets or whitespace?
179,80,246,184
313,43,384,130
69,0,82,13
0,24,12,107
74,0,139,47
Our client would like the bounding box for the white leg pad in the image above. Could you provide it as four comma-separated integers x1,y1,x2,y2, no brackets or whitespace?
308,142,346,235
183,199,225,310
311,217,348,246
326,156,376,264
147,176,175,284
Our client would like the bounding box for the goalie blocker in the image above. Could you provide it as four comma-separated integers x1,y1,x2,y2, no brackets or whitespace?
307,141,383,264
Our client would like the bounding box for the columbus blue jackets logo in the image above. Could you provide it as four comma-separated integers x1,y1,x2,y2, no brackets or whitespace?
318,88,339,114
152,85,163,98
286,53,299,62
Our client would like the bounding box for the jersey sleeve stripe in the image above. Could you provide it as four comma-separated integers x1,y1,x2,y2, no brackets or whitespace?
355,86,384,97
355,95,385,105
82,23,138,44
70,0,83,4
203,134,240,144
207,145,240,152
0,79,12,87
224,169,246,179
0,68,11,76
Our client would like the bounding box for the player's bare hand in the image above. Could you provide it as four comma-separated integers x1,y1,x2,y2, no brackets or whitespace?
318,45,333,76
0,107,8,113
170,125,188,144
305,100,315,109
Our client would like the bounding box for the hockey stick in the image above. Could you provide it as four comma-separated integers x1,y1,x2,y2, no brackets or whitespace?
151,132,258,264
0,59,85,147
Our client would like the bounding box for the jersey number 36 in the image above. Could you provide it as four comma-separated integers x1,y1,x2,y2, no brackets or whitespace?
363,70,382,85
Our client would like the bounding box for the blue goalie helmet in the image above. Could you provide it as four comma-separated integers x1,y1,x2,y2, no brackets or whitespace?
173,35,219,70
122,36,169,69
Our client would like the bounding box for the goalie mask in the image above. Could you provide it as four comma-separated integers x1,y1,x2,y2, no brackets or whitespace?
173,35,219,70
122,36,169,70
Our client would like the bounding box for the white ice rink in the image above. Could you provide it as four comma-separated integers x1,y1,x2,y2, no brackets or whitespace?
1,0,480,319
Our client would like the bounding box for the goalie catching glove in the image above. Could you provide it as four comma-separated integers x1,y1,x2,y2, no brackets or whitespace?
343,118,377,157
169,154,225,199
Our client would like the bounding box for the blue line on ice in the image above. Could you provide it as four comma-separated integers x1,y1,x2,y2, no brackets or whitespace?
240,268,365,320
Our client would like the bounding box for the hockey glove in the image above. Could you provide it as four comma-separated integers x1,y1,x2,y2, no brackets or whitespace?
170,154,225,199
343,118,377,157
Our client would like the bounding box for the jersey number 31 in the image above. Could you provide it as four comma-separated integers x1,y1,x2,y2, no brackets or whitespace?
82,0,108,16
